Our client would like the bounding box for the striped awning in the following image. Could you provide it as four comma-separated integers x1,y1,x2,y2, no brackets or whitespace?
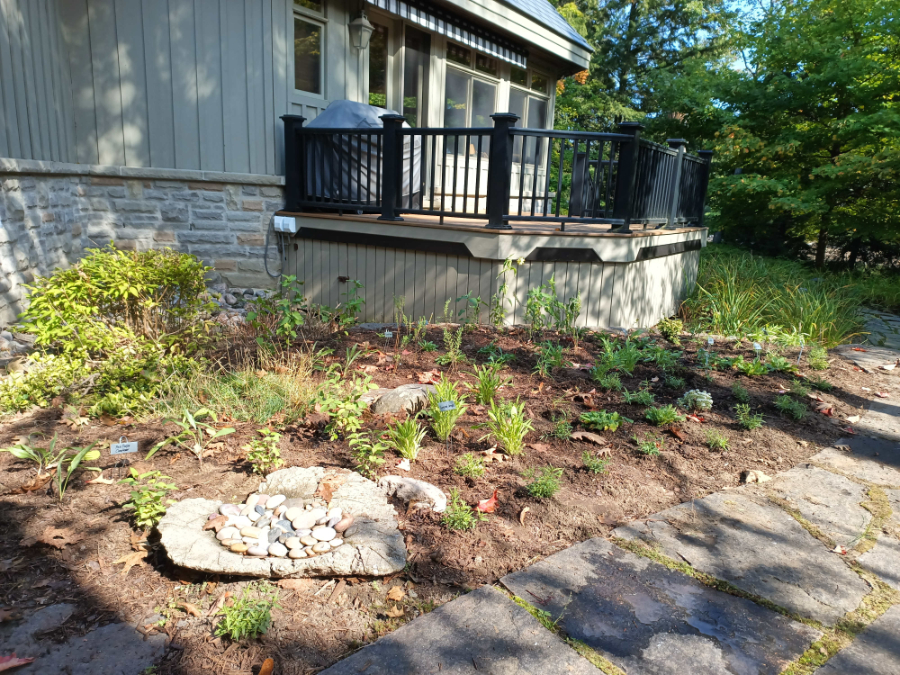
367,0,528,67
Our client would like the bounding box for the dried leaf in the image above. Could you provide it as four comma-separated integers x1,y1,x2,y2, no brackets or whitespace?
87,474,115,485
528,443,551,453
259,658,275,675
0,654,36,671
176,601,201,617
571,431,608,446
99,415,118,427
417,369,441,384
476,490,499,513
686,414,704,423
207,591,233,616
384,605,404,618
851,347,867,352
22,526,85,550
816,403,834,417
317,475,346,504
386,586,406,602
114,550,148,577
130,530,149,551
9,473,53,495
875,392,889,398
519,506,530,526
670,427,687,442
0,609,19,623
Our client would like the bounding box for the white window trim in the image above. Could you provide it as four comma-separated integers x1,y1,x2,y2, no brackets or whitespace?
292,10,327,100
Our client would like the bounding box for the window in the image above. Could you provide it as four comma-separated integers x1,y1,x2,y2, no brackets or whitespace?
403,27,430,126
294,17,322,94
444,68,496,128
297,0,321,9
509,88,549,163
368,23,389,108
447,43,471,68
511,66,527,87
475,53,498,77
530,71,548,94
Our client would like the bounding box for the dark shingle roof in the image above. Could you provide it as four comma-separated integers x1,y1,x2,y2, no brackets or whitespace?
502,0,591,50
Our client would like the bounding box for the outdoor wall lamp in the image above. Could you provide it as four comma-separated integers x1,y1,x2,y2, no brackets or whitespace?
349,11,374,50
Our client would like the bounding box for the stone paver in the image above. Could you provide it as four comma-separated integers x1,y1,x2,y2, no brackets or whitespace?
836,342,900,369
612,492,870,625
860,310,900,350
318,586,600,675
768,465,872,546
814,605,900,674
858,537,900,592
500,538,820,675
809,437,900,487
856,397,900,443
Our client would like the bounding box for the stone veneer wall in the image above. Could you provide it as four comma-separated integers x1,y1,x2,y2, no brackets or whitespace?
0,159,284,326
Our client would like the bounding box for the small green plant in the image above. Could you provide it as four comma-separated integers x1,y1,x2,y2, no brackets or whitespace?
706,430,730,451
789,379,810,397
678,389,713,412
767,354,798,374
480,398,534,456
735,358,768,377
435,325,466,366
384,417,427,461
456,292,487,325
477,342,516,366
735,403,764,430
442,488,487,531
580,410,632,433
490,257,521,327
598,339,642,375
543,414,573,441
427,374,469,442
148,408,235,467
622,386,655,406
242,428,283,476
347,431,388,478
321,279,365,330
808,376,833,392
120,469,177,530
644,405,685,426
642,344,681,370
215,586,279,641
419,340,437,352
56,442,101,501
632,432,665,456
657,317,683,345
590,364,622,391
582,451,610,474
1,433,92,475
523,465,564,499
318,373,377,440
774,395,807,421
808,345,829,370
533,342,571,378
468,363,511,405
454,452,486,478
732,382,751,403
246,275,311,345
664,374,686,389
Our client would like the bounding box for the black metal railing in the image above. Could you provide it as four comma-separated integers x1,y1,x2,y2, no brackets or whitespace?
281,113,712,233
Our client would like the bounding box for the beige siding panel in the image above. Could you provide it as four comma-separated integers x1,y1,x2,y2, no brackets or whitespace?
142,0,176,168
195,0,224,171
376,246,388,321
478,259,492,324
414,252,428,320
364,245,378,319
34,2,58,159
262,0,275,175
597,262,616,328
221,0,249,173
87,0,126,165
50,0,76,161
59,0,97,164
444,255,458,322
270,0,286,174
114,0,150,167
244,0,265,175
383,248,396,322
0,0,20,157
20,1,49,160
169,0,201,170
5,0,33,159
403,250,416,320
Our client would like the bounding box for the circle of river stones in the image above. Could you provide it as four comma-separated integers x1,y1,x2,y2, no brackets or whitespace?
207,492,354,560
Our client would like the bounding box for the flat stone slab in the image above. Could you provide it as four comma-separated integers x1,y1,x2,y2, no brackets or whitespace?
318,586,599,675
814,605,900,674
809,437,900,487
613,492,869,625
856,397,900,442
158,467,406,577
834,344,900,372
858,536,900,591
500,538,820,675
768,465,872,546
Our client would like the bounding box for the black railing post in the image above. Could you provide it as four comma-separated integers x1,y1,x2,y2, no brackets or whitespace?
379,113,406,221
697,149,714,228
280,114,306,212
486,112,518,229
665,138,688,229
612,121,644,233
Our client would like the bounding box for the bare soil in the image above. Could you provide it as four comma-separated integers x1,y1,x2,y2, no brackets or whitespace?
0,327,875,674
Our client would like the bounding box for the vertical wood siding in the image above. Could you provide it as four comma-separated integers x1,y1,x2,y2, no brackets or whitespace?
288,239,698,329
0,0,75,162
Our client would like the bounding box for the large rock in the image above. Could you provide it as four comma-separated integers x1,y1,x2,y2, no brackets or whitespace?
378,475,447,512
158,467,406,577
814,605,900,674
501,538,820,675
372,383,436,414
613,491,869,626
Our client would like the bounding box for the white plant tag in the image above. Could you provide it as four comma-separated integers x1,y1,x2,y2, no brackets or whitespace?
110,436,138,455
707,337,714,345
438,401,456,412
384,331,393,338
753,342,762,351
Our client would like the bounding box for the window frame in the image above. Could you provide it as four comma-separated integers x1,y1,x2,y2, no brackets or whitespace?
442,40,501,128
292,7,327,99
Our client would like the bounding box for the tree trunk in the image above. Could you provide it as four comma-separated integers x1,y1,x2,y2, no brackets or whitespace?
815,225,828,268
847,237,861,268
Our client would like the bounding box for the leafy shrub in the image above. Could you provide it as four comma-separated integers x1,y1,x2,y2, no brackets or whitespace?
454,452,486,478
242,429,283,476
442,488,487,531
523,465,564,499
774,395,807,421
657,317,683,345
582,451,610,474
735,357,768,377
480,398,533,456
435,326,466,366
580,410,632,432
215,587,279,641
642,344,681,370
525,276,581,342
590,364,622,391
731,382,751,403
678,390,713,412
468,363,511,405
318,373,378,440
767,354,798,374
735,404,764,430
1,434,100,500
632,432,665,456
384,417,427,461
622,386,655,406
706,430,730,451
120,469,177,529
644,405,685,426
427,375,468,442
419,340,437,352
478,342,516,366
596,337,642,375
347,431,388,478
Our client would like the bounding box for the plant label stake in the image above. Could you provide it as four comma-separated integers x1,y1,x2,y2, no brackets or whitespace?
797,338,805,366
753,342,762,359
111,436,138,456
438,401,456,412
705,337,714,368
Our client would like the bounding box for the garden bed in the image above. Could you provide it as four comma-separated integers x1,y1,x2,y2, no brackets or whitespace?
0,319,876,674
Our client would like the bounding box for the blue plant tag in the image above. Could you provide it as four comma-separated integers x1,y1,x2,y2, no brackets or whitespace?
438,401,456,412
384,331,393,339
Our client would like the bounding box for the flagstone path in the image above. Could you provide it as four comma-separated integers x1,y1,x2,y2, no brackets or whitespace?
321,344,900,675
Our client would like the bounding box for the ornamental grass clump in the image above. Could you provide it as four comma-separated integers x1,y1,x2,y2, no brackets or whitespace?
480,398,533,456
384,417,427,461
427,374,468,442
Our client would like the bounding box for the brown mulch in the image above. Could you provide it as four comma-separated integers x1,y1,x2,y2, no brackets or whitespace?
0,327,876,674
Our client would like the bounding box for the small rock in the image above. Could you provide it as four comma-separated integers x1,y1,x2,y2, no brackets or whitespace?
308,508,327,522
312,526,336,542
329,538,343,548
284,507,303,522
300,535,317,546
256,494,269,506
267,495,286,509
240,504,253,517
231,516,252,528
230,543,248,553
304,545,316,556
246,494,259,508
219,504,240,517
372,383,436,415
217,527,239,541
257,518,272,529
268,542,288,557
254,505,265,515
289,548,308,559
295,528,312,537
275,519,293,531
312,542,331,553
247,511,261,523
743,470,772,484
240,526,263,538
285,537,302,549
274,505,287,517
326,513,342,528
334,515,354,533
247,545,268,557
224,293,237,305
267,530,280,544
379,475,448,512
292,513,317,530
